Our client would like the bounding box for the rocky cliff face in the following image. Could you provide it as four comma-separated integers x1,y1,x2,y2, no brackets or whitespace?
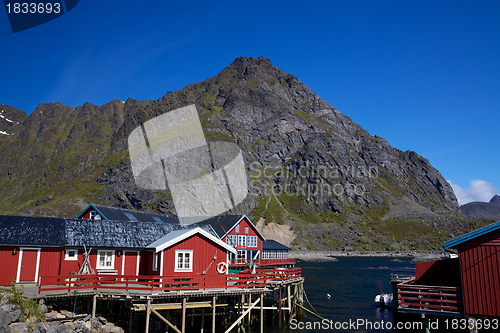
0,56,470,250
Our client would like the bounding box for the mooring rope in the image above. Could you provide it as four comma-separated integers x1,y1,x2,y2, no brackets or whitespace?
303,288,322,317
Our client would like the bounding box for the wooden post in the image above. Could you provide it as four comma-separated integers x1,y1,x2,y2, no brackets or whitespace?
260,293,263,333
247,294,252,324
145,299,151,333
129,302,133,333
287,285,291,313
182,298,186,333
278,287,282,326
201,307,205,333
92,295,97,318
212,296,216,333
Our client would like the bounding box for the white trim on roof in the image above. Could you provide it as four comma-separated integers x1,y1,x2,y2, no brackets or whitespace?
224,215,266,241
148,227,237,254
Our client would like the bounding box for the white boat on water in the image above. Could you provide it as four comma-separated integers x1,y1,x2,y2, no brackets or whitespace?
374,293,393,308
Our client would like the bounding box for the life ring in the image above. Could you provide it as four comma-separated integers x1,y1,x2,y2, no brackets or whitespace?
217,262,228,274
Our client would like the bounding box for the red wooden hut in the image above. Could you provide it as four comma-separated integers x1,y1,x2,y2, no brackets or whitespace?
398,220,500,318
76,204,294,268
0,215,236,286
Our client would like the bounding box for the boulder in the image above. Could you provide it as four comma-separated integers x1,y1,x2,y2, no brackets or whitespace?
8,322,29,333
10,309,22,323
101,326,124,333
35,322,48,333
0,309,12,327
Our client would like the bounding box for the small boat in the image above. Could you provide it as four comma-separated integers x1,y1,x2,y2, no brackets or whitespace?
374,293,393,308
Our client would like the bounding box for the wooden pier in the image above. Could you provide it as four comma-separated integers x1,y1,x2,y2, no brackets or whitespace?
26,267,304,333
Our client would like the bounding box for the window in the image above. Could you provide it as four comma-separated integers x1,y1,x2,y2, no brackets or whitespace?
124,212,137,221
235,224,239,233
248,236,258,247
245,227,249,234
238,250,247,259
89,211,96,219
65,249,78,261
262,251,269,259
238,235,246,247
97,251,115,269
175,250,193,272
152,217,164,223
226,234,237,246
152,253,158,271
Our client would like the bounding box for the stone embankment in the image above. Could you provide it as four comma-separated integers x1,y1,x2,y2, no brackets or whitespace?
288,250,449,262
0,298,124,333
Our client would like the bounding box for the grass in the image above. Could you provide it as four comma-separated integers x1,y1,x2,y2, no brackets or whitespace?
3,282,46,322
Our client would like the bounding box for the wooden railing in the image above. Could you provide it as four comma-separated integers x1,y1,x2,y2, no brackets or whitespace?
228,258,296,266
390,269,416,282
397,279,462,315
38,267,301,295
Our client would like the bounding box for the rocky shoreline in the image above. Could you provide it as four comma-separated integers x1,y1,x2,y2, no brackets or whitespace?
288,250,449,262
0,296,125,333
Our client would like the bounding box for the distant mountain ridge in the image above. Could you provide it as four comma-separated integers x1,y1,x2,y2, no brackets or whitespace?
0,56,477,251
460,195,500,221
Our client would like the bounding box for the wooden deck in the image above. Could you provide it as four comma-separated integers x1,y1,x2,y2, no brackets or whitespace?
32,267,301,298
397,278,462,316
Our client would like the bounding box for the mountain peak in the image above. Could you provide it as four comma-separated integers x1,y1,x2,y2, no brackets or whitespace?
490,195,500,205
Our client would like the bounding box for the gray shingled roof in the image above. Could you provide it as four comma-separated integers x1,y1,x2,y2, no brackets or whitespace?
78,204,179,224
0,215,66,246
0,215,214,249
262,240,291,251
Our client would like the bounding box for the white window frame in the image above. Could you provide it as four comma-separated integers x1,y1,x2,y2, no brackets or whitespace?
226,234,237,247
238,235,246,247
235,224,240,233
238,250,247,259
96,250,115,269
248,236,258,248
64,249,78,261
175,250,193,272
152,253,158,271
89,210,97,219
245,226,249,234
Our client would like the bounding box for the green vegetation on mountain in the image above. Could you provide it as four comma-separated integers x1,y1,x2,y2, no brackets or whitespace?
0,57,488,250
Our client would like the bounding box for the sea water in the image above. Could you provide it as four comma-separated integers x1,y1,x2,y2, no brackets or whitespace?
252,257,447,333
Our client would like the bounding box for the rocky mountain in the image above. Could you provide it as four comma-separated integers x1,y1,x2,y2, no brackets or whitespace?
0,56,480,251
460,195,500,221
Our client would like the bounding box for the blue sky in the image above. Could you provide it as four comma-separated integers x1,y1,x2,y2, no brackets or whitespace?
1,0,499,205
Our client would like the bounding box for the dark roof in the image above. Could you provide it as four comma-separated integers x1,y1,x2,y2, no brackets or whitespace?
199,215,266,240
443,220,500,249
262,240,290,251
77,204,179,224
0,215,214,249
0,215,66,246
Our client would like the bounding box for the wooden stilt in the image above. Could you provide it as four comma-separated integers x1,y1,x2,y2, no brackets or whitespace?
129,305,133,333
152,309,181,333
145,299,151,333
182,298,186,333
86,297,91,315
287,285,291,314
278,287,282,326
224,298,261,333
92,295,97,318
260,293,263,333
247,294,251,324
212,296,216,333
201,307,205,333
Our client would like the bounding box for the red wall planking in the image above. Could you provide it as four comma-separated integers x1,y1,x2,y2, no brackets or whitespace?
161,234,228,277
457,229,500,317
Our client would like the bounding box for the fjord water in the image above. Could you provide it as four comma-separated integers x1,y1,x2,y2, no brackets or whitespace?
257,257,418,333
